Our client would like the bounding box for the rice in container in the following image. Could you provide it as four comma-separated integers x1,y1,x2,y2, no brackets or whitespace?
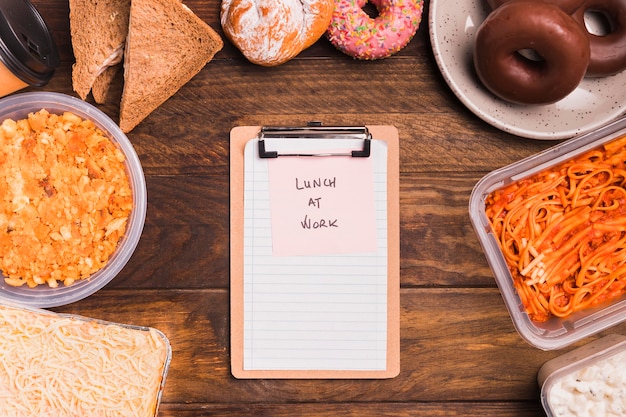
538,334,626,417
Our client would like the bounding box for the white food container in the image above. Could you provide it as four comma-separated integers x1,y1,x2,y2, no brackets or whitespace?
538,334,626,417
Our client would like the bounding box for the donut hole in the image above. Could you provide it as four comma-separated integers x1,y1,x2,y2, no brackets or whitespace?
512,48,549,76
582,9,614,36
517,48,544,63
362,2,380,18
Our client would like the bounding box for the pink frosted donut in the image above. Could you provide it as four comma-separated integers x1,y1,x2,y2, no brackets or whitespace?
326,0,423,60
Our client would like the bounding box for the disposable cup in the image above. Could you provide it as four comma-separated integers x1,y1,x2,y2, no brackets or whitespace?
0,0,59,97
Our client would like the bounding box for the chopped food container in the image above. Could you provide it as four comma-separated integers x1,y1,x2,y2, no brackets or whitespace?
0,92,146,307
0,301,171,416
538,333,626,417
469,116,626,350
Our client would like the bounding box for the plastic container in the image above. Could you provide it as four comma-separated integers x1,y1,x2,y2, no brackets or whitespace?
0,301,171,416
0,92,146,307
0,0,59,97
538,334,626,417
469,116,626,350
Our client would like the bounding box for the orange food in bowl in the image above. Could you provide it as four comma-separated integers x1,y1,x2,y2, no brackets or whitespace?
0,109,132,288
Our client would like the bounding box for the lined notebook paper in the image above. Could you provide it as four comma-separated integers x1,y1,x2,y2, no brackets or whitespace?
230,126,399,379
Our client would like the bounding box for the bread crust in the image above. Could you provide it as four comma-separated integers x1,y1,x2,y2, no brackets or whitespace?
221,0,333,66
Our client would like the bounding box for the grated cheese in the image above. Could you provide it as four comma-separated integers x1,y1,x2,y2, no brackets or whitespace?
0,304,169,416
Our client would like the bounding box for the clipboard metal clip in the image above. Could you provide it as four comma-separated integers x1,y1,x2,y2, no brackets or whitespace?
258,124,372,158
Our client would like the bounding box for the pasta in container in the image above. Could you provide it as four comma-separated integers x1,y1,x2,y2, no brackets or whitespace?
0,302,171,416
470,116,626,350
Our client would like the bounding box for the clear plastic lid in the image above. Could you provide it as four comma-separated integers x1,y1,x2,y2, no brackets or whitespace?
0,301,172,416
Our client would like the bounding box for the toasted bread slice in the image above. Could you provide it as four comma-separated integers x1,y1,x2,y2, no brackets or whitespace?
69,0,131,101
119,0,223,133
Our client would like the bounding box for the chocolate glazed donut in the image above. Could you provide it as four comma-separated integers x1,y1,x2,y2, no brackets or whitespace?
571,0,626,76
473,1,591,105
487,0,584,14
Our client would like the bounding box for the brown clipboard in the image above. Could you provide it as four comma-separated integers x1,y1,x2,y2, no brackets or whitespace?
230,125,400,379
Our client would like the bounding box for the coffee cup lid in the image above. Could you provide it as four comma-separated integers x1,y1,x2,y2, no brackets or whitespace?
0,0,59,86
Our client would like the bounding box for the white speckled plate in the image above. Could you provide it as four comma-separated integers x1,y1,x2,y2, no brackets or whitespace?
428,0,626,140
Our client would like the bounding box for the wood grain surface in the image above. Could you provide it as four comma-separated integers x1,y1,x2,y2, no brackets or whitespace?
24,1,626,415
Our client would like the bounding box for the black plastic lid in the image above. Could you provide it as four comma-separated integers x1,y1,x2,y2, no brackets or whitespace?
0,0,59,86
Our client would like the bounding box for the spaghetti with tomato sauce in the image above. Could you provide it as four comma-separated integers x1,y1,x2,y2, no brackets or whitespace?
485,135,626,322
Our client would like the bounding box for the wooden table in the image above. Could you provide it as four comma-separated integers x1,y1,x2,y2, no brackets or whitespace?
27,1,626,415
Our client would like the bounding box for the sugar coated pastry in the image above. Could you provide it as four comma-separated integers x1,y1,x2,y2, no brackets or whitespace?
221,0,333,66
327,0,423,60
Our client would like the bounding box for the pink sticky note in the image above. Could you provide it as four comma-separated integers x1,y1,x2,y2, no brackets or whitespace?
267,155,377,256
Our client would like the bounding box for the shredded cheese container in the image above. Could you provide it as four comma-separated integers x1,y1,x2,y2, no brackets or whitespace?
538,334,626,417
469,115,626,350
0,0,59,97
0,302,171,416
0,92,146,307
